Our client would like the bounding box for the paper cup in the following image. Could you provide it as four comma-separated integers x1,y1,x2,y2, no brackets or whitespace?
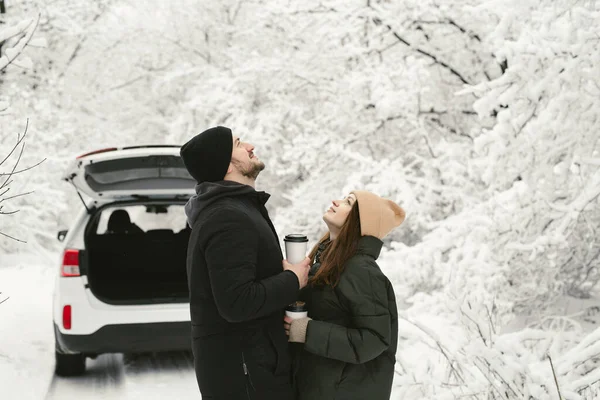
284,234,308,264
285,301,308,319
285,310,308,319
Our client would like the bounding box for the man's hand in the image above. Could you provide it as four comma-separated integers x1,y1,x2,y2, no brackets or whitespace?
283,315,293,336
283,257,311,289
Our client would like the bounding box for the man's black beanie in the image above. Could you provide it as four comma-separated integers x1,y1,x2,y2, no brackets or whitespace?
180,126,233,183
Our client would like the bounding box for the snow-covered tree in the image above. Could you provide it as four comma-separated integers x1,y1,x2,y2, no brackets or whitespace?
0,11,45,244
1,0,599,396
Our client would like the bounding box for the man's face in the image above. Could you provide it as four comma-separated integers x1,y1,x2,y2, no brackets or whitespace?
230,135,265,180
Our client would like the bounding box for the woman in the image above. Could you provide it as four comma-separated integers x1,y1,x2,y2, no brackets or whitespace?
284,190,405,400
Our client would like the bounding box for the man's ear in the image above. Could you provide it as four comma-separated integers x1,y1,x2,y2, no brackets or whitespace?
227,163,234,174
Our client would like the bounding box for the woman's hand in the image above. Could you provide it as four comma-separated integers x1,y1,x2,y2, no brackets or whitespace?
284,315,311,343
283,315,293,336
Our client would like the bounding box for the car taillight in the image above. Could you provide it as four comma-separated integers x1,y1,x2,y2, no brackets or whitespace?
63,305,72,330
61,249,81,277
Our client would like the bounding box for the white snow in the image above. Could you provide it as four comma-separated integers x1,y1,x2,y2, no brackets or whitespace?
1,0,600,398
0,256,199,399
0,256,55,400
3,254,600,399
45,352,198,400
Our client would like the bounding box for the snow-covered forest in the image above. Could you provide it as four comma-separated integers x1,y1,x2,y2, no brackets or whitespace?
1,0,599,398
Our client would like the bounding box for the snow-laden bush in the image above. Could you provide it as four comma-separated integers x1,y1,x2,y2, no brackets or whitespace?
271,0,599,317
378,2,600,396
392,296,600,399
459,0,600,311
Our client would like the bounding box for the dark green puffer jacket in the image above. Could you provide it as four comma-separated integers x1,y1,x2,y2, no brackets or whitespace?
295,235,398,400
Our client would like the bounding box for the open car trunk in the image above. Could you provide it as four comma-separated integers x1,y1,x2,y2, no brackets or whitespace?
84,202,190,305
63,146,196,202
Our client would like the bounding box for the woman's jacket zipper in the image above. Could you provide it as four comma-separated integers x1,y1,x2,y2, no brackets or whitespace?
242,352,255,399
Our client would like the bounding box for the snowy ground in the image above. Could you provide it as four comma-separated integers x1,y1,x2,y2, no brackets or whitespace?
0,255,55,400
3,254,600,399
0,256,198,400
45,352,197,400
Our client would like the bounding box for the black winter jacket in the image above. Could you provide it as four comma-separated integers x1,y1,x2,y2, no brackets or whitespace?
185,180,299,400
295,236,398,400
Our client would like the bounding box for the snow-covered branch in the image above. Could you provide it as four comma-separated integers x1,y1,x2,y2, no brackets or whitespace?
0,13,40,71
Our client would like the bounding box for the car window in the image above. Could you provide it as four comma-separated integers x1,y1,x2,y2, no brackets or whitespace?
84,156,194,192
96,204,187,234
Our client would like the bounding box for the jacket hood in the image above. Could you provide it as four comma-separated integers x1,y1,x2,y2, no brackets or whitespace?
185,180,256,227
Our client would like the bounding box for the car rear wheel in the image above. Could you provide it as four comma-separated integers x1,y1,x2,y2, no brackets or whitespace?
55,351,86,376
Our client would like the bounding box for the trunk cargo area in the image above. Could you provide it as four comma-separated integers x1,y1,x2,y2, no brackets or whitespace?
84,204,190,304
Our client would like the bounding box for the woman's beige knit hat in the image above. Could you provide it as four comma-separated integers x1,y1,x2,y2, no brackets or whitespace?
351,191,406,239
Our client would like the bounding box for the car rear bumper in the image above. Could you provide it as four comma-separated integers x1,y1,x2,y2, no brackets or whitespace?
54,321,191,355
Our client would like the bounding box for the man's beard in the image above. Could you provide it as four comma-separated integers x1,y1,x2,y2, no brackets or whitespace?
232,159,265,180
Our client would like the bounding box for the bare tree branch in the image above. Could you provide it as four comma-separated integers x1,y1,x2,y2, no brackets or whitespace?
445,19,482,42
0,125,27,191
370,13,472,85
0,119,43,242
1,190,34,202
0,210,20,215
160,36,210,63
0,230,25,242
548,354,563,400
427,116,474,142
0,157,46,176
0,118,27,166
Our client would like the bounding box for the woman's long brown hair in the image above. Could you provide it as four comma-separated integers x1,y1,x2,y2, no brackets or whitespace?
309,203,362,287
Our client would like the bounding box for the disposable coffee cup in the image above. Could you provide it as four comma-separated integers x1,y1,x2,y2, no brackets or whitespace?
285,301,308,320
284,234,308,264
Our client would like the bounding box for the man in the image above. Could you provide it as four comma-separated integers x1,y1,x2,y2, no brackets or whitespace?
180,126,310,399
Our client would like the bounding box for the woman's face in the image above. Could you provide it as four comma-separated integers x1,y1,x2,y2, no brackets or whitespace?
322,193,357,231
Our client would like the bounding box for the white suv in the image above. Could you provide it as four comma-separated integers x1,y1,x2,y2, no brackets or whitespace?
53,145,196,376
